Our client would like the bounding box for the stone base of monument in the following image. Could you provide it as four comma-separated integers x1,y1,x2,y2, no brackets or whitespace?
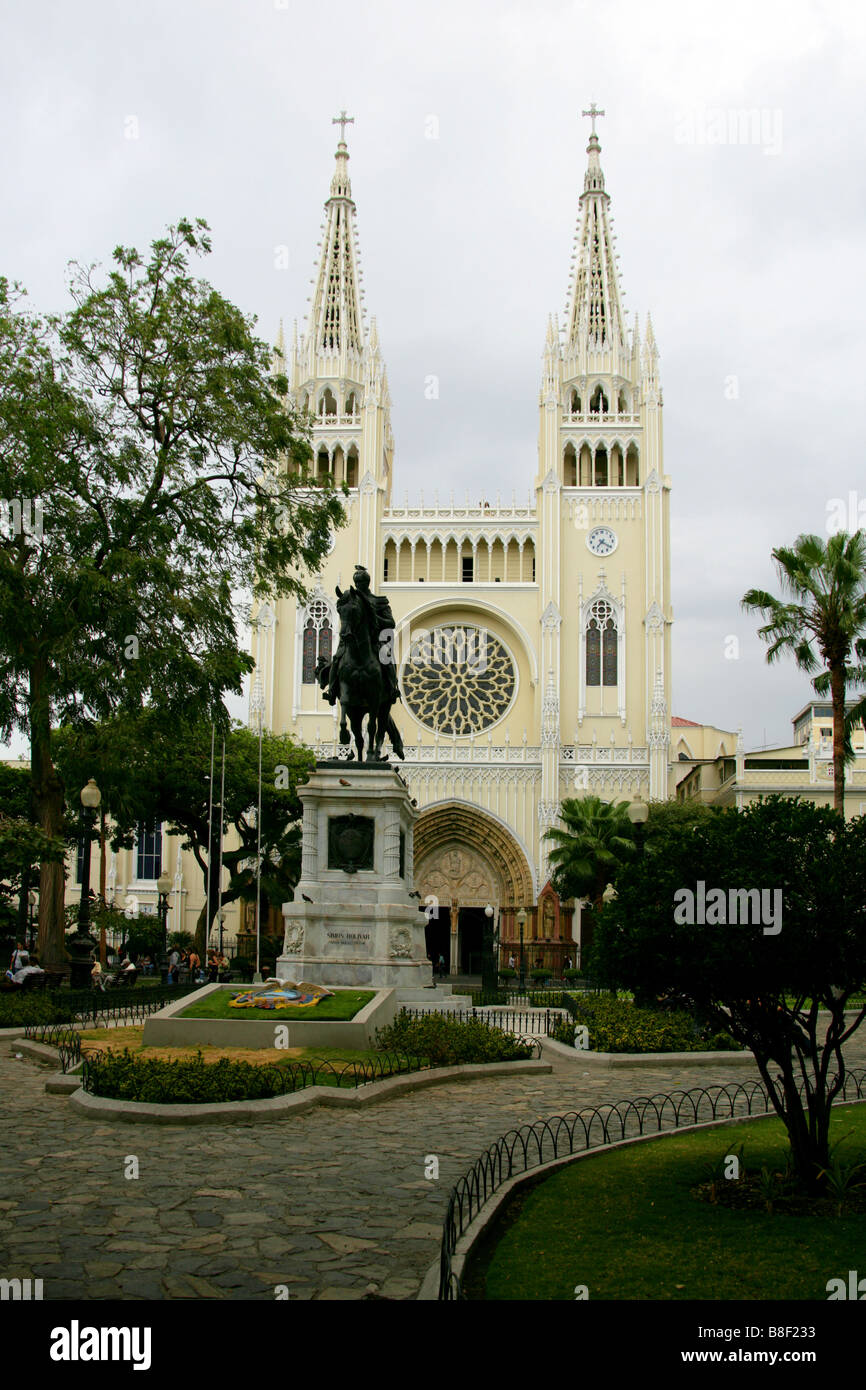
278,762,434,995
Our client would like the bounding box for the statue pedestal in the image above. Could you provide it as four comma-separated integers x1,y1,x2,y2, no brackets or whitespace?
278,763,433,992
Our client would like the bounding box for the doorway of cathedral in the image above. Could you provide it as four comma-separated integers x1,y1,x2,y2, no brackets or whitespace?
424,906,450,974
458,907,485,975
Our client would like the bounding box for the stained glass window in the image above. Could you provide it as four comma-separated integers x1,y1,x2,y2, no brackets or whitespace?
603,623,617,686
302,599,333,684
402,626,516,736
302,619,317,684
586,624,601,686
586,599,617,689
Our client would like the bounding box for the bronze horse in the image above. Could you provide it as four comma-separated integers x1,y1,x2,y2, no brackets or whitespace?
315,588,405,763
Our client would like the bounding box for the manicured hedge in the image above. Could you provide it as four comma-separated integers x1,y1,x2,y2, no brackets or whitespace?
551,995,743,1053
376,1011,534,1065
82,1049,293,1103
0,993,76,1028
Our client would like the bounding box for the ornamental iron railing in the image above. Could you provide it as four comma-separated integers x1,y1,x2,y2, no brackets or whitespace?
438,1069,866,1299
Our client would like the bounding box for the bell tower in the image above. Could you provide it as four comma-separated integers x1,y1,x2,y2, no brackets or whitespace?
537,106,672,815
289,113,394,575
253,117,394,732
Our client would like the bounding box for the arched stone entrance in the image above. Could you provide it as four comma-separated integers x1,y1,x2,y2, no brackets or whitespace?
414,803,534,975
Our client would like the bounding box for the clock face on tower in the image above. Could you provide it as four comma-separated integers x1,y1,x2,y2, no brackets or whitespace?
587,526,618,557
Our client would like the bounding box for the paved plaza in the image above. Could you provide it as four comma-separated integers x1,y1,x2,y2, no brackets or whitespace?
3,1030,866,1301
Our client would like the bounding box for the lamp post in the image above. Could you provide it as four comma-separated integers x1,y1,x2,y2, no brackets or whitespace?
27,891,36,954
67,779,101,989
249,607,273,986
627,797,649,855
516,907,527,995
482,903,497,996
157,871,172,983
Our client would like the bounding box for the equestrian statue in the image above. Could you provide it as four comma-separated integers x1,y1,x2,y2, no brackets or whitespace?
314,565,405,763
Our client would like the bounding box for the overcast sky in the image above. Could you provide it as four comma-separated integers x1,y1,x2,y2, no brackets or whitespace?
2,0,864,757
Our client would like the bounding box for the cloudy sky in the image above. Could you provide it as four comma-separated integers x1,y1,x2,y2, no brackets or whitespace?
2,0,864,754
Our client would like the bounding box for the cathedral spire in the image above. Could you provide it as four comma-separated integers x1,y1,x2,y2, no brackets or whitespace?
565,108,627,354
305,113,365,360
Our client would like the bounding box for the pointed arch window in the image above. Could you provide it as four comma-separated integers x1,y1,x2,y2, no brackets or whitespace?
301,597,333,684
585,599,617,686
136,821,162,882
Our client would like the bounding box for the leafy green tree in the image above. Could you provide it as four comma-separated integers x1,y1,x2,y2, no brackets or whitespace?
742,531,866,815
591,796,866,1188
0,223,343,970
545,795,637,909
54,711,313,960
544,796,638,958
0,762,66,945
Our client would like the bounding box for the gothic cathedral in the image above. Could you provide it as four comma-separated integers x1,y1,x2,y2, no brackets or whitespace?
251,112,673,970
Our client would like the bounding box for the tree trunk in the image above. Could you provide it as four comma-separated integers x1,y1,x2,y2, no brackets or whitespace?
30,663,68,973
831,663,846,816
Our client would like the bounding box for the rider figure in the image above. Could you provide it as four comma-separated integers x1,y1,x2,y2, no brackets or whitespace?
327,565,399,707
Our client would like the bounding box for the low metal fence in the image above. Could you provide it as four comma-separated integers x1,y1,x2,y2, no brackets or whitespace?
470,986,598,1008
438,1068,866,1299
23,1022,83,1073
401,1007,565,1036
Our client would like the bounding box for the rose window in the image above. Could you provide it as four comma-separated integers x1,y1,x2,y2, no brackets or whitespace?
401,626,516,736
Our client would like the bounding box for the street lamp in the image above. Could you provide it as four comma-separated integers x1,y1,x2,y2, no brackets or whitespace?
27,891,36,954
482,903,497,996
516,907,527,995
67,779,102,989
157,871,172,983
250,608,273,987
627,797,649,856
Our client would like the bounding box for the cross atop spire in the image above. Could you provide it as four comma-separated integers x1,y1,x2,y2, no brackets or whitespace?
332,109,354,143
582,103,605,137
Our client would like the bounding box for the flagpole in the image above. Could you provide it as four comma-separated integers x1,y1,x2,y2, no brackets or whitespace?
205,723,215,980
254,696,264,983
217,737,226,958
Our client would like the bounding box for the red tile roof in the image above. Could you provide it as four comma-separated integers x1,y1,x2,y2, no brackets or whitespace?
671,716,701,727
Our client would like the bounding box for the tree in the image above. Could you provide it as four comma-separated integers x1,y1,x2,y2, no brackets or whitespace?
590,796,866,1189
545,795,637,910
742,531,866,815
0,223,344,969
0,762,66,945
544,796,638,959
54,711,313,959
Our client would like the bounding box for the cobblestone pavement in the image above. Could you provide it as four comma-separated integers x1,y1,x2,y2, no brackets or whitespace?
2,1034,865,1302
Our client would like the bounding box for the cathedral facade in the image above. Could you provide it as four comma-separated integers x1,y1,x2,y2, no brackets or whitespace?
251,115,673,972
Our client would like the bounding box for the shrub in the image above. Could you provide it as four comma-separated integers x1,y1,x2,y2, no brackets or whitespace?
376,1011,533,1065
0,993,76,1028
82,1049,293,1103
498,968,517,980
563,968,582,982
529,968,549,981
550,995,744,1054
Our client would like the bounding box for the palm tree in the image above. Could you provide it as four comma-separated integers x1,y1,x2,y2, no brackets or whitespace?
544,796,637,914
742,531,866,815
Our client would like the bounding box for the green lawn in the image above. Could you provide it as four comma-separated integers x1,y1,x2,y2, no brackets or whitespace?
178,987,375,1021
463,1104,866,1301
